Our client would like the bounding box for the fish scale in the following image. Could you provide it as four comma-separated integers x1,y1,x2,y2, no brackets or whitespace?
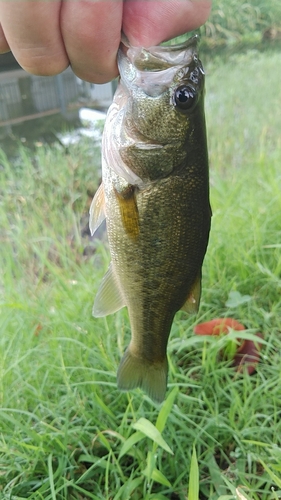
90,35,211,403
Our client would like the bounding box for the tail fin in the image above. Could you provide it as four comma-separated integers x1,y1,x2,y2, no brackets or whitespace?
117,347,168,404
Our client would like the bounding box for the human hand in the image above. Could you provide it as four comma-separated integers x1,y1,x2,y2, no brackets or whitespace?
0,0,212,83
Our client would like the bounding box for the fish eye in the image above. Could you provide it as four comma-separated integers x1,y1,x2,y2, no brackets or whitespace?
173,85,197,111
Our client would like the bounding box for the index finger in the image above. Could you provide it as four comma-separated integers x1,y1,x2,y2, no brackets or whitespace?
123,0,212,46
61,0,123,83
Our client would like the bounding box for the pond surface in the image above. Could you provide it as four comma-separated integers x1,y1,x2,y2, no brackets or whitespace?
0,106,107,159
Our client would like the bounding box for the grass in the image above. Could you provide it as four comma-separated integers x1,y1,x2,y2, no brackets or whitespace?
0,49,281,499
202,0,281,47
168,0,281,54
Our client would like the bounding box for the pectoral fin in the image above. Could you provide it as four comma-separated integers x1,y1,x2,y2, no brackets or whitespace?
115,185,140,240
181,273,202,314
89,183,106,236
93,263,125,317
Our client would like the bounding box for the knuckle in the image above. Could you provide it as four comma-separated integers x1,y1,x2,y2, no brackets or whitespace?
18,47,69,76
72,64,118,85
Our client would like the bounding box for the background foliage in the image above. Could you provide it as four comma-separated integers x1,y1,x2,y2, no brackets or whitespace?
202,0,281,47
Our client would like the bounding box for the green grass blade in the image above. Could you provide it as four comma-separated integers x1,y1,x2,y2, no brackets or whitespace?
132,417,173,455
113,477,143,500
259,459,281,489
142,451,172,488
188,445,199,500
119,430,145,458
150,468,172,488
156,386,178,433
142,450,156,485
47,454,57,500
270,490,281,500
207,454,228,497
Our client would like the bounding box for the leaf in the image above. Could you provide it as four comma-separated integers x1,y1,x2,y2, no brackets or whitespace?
143,454,172,488
241,439,271,447
132,418,173,455
269,446,281,462
150,468,172,488
270,490,281,500
172,335,211,352
221,475,238,495
156,386,178,433
225,291,252,308
259,459,281,489
221,479,253,500
226,330,267,345
148,493,171,500
148,494,171,499
217,496,235,500
48,453,57,500
143,450,156,484
113,477,143,500
188,445,199,500
207,454,228,496
236,488,254,500
78,454,107,467
94,392,115,418
119,431,145,459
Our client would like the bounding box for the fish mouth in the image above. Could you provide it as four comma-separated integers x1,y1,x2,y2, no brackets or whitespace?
121,34,199,71
118,35,199,97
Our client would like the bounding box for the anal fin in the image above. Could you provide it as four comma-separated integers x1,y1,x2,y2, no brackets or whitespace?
93,263,125,317
181,273,202,314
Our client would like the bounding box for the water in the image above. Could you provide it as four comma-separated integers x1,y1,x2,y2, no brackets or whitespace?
0,106,107,158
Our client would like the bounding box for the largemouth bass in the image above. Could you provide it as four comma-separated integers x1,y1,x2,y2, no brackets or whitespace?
90,35,211,403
